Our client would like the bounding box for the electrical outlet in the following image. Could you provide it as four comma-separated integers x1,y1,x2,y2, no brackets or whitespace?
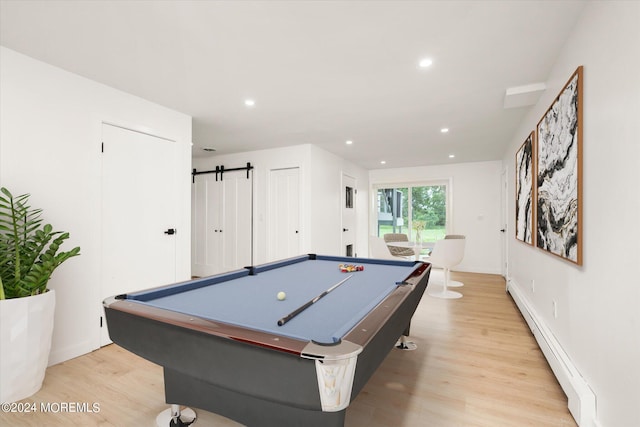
552,300,558,318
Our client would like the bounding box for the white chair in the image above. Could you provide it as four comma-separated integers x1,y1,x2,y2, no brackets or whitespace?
444,234,465,240
369,236,399,260
442,234,466,287
383,233,415,258
424,238,465,299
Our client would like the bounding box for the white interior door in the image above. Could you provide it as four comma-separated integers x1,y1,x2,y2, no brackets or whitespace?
221,172,253,272
192,176,209,276
100,123,180,346
269,168,300,261
342,174,356,257
192,171,253,276
205,177,223,273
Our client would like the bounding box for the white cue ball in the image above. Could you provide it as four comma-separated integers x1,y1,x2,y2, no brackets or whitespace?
277,291,286,301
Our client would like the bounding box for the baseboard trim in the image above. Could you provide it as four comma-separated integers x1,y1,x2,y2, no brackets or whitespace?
507,278,597,427
48,340,96,366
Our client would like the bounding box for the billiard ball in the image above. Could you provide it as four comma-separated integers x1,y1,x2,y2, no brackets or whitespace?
277,291,286,301
338,263,364,272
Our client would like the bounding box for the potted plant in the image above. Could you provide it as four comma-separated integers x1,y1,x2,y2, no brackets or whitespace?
0,187,80,403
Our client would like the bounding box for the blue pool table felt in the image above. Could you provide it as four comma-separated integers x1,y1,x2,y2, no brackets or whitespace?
134,258,420,344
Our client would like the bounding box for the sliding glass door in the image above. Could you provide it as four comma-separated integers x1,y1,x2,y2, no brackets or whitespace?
410,185,447,242
376,183,448,243
377,187,407,235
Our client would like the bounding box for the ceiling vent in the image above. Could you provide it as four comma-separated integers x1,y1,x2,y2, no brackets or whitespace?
503,83,546,109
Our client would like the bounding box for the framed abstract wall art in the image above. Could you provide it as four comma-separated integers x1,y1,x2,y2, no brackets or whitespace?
535,66,583,265
515,132,534,245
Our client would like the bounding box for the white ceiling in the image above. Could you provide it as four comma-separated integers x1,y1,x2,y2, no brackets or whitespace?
0,0,586,169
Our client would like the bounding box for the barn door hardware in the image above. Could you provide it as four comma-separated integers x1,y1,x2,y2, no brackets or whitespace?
192,162,253,183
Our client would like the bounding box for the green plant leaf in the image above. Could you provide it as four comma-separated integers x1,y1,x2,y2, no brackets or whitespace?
0,187,81,299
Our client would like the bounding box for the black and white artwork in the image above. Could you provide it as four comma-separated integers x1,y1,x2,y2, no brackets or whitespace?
536,66,583,265
515,132,534,245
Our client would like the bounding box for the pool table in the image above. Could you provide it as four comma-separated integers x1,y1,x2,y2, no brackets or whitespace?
103,254,431,427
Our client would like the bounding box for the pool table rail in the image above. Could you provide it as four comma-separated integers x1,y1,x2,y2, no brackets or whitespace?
104,296,311,355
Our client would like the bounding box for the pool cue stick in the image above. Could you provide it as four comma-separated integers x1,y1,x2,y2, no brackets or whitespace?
277,274,353,326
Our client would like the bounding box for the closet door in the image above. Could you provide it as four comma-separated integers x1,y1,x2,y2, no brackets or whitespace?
221,172,253,272
268,168,300,261
192,176,220,276
192,175,223,276
191,177,208,276
206,177,224,273
192,171,252,276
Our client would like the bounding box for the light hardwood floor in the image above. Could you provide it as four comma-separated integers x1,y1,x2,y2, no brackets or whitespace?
1,270,576,427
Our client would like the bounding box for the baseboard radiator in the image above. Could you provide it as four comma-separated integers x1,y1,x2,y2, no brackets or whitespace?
506,278,597,427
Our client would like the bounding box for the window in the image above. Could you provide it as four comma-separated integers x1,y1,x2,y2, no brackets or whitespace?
377,188,406,234
375,182,449,242
345,186,354,208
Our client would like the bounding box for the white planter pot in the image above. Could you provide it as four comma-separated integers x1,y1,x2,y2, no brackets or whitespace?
0,290,55,403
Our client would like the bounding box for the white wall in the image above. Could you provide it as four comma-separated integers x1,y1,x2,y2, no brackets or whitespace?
503,2,640,426
0,47,192,364
192,144,369,264
369,160,503,274
309,145,369,257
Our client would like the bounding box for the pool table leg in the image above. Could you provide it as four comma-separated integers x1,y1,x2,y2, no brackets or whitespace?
155,405,196,427
395,324,418,351
395,335,418,350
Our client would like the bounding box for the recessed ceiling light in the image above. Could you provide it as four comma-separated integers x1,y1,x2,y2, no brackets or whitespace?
441,128,449,133
380,160,386,165
449,154,455,158
418,58,433,68
345,140,353,145
244,99,255,107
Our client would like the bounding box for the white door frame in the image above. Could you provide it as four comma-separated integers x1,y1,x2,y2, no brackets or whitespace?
341,173,357,257
501,167,509,282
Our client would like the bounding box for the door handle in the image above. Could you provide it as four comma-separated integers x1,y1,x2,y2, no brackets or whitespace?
164,228,176,235
499,229,506,233
343,228,349,232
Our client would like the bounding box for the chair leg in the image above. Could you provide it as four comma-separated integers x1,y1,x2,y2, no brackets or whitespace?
446,268,463,287
448,279,464,287
428,267,463,299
